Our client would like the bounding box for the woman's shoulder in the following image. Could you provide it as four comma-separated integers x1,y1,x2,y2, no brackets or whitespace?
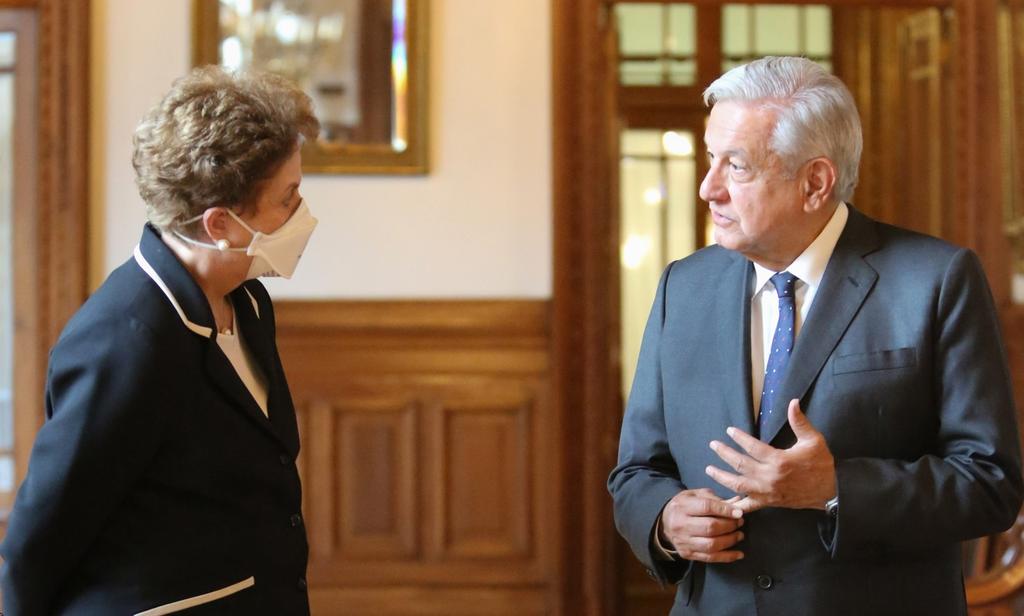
57,258,202,358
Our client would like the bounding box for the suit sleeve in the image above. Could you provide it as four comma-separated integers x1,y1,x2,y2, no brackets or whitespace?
608,264,691,585
826,248,1024,560
0,316,173,614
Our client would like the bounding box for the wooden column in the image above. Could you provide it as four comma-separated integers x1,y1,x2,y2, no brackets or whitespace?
552,0,622,614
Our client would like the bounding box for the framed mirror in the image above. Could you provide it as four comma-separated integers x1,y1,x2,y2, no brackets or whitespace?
193,0,429,175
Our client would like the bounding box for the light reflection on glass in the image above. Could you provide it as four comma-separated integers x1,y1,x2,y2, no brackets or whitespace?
621,234,653,270
221,36,243,71
662,131,694,157
643,186,663,206
0,32,14,68
391,0,408,152
0,68,15,493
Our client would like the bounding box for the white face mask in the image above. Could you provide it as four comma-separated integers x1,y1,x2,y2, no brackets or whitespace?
175,200,318,279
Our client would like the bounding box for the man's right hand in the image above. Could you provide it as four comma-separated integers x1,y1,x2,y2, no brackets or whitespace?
659,488,745,563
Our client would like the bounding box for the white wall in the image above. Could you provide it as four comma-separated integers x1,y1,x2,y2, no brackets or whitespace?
90,0,552,299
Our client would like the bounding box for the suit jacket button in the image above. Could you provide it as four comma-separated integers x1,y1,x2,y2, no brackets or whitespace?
646,569,658,581
279,454,290,466
297,577,307,591
756,575,773,590
290,513,303,527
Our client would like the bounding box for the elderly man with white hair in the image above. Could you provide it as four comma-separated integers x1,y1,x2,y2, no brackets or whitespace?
608,56,1022,615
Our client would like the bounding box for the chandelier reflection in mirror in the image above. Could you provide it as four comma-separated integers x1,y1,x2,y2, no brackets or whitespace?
194,0,428,174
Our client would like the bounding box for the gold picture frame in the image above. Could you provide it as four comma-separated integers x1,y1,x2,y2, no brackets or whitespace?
192,0,429,175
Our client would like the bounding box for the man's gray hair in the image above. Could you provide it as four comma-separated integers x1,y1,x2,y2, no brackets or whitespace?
703,56,862,203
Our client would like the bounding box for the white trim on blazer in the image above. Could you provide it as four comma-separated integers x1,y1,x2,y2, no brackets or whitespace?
132,576,255,615
133,245,262,331
133,245,213,338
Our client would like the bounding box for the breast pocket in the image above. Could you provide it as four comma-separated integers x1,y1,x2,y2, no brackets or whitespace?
133,576,255,616
832,347,917,375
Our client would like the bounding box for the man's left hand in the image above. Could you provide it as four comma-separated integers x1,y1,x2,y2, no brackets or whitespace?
705,399,836,513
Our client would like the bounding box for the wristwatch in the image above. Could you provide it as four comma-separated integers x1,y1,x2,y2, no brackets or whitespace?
825,495,839,518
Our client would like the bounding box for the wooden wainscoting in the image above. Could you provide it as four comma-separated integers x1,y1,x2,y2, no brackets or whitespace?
274,300,557,616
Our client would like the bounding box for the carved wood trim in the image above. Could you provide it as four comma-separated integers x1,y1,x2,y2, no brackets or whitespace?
275,300,548,339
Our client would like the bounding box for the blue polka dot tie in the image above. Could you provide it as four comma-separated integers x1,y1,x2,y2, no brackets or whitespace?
759,272,798,435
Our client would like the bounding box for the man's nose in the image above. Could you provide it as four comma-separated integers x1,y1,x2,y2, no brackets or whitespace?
699,165,725,203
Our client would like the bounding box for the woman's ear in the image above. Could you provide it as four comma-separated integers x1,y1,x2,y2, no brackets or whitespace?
802,158,838,213
200,206,232,248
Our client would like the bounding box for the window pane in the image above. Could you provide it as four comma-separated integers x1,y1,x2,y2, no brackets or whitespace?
666,158,696,262
0,32,13,68
805,6,832,56
668,60,696,86
722,5,832,72
621,130,663,157
620,128,699,401
722,59,744,73
754,6,802,55
667,5,696,56
620,155,663,400
616,4,664,56
0,69,14,493
620,60,664,86
722,6,750,58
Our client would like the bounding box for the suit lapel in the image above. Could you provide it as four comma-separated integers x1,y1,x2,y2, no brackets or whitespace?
230,285,300,457
137,225,295,452
204,336,288,447
231,288,276,385
716,254,756,436
759,208,880,444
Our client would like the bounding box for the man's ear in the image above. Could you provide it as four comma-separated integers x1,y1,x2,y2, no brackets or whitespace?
801,158,838,212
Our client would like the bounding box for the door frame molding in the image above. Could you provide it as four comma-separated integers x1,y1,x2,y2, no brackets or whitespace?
0,0,89,502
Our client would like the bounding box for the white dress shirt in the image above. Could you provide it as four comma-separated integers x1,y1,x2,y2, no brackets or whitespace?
216,305,269,417
750,202,849,419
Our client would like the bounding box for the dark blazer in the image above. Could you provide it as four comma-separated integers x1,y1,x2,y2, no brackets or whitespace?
608,207,1024,616
0,225,310,615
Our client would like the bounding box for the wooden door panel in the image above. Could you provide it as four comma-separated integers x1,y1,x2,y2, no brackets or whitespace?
298,399,419,561
277,300,556,614
433,399,532,559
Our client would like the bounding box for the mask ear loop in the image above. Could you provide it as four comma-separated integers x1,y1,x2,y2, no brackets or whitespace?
175,209,246,252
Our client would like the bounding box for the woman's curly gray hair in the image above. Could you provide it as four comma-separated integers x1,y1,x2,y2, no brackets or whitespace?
132,65,320,232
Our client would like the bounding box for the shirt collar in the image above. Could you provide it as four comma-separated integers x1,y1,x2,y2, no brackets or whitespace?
752,202,849,294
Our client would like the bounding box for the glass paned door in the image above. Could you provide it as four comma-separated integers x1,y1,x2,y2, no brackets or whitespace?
620,129,697,398
0,28,16,506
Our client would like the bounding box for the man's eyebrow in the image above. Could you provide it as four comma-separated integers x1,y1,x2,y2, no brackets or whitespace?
706,147,748,159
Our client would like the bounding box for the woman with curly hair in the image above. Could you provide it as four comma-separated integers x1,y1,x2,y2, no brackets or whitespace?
0,66,320,615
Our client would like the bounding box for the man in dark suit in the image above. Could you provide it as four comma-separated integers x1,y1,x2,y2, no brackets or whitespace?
608,56,1023,615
